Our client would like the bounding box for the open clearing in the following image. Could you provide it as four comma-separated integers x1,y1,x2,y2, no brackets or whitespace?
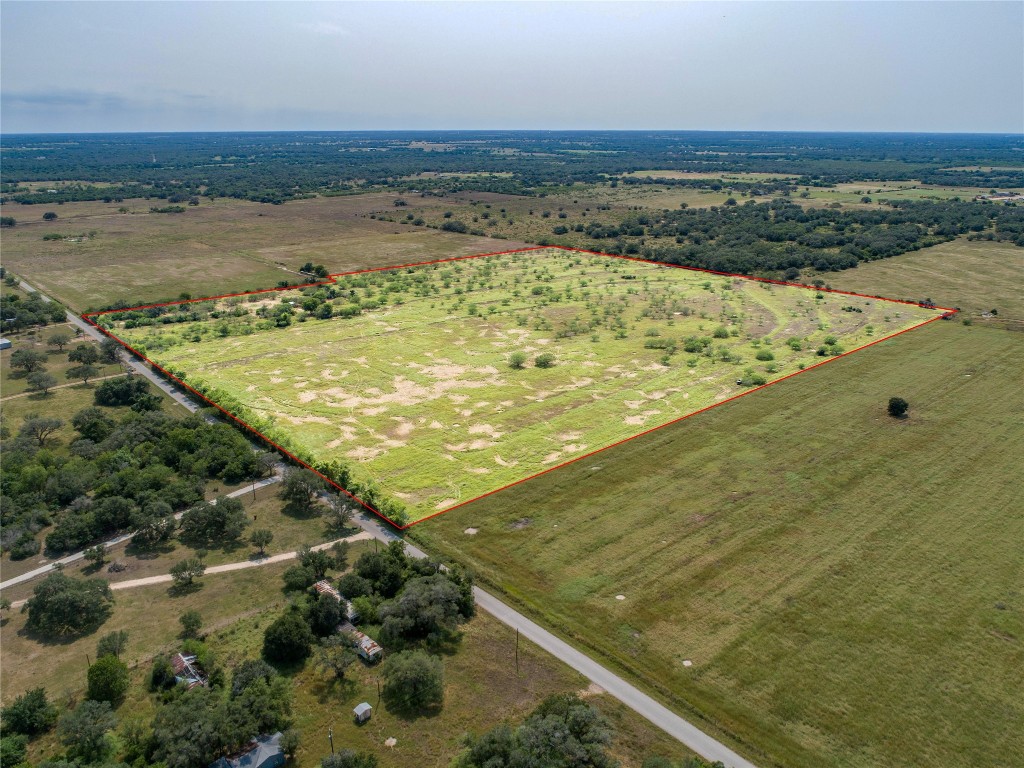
410,240,1024,768
102,247,942,523
0,194,528,312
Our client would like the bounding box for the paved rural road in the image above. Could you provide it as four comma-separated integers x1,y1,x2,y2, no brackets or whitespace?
16,277,202,414
0,474,283,591
345,511,758,768
13,279,757,767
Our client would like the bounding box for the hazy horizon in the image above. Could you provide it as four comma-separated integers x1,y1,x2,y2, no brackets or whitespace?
2,1,1022,134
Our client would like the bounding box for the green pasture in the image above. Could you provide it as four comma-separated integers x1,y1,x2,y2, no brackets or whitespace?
109,248,941,522
414,321,1024,768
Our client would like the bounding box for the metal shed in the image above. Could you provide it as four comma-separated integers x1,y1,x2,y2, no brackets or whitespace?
353,702,372,724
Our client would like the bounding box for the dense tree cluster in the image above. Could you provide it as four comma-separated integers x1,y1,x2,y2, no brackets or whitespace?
1,389,267,559
0,284,67,331
551,198,1024,275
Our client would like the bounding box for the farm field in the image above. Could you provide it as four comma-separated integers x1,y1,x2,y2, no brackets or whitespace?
828,237,1024,321
103,247,943,523
413,319,1024,768
0,194,529,312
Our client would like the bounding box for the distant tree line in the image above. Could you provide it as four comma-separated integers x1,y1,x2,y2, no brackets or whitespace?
2,132,1019,205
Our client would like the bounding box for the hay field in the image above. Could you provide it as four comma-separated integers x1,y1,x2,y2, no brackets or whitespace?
0,194,527,312
106,248,941,523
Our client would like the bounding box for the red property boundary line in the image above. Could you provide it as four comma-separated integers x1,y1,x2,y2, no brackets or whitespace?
83,245,956,531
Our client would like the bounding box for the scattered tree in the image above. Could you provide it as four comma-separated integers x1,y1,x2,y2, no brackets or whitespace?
170,557,206,587
315,634,356,680
68,343,100,365
84,544,106,567
10,348,47,373
19,415,64,446
323,751,379,768
0,688,58,736
456,693,614,768
96,629,129,659
47,331,73,351
509,351,527,369
179,496,250,545
43,211,58,221
179,610,203,639
250,528,274,556
98,338,123,364
381,650,445,712
534,352,556,369
279,467,325,517
57,700,116,764
263,607,314,663
24,572,114,637
66,363,100,384
27,370,58,395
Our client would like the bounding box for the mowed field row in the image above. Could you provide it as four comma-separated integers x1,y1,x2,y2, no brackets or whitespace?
413,320,1024,768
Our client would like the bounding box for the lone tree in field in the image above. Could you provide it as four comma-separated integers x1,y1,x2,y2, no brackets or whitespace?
43,211,58,221
250,528,273,556
888,397,909,419
509,351,527,370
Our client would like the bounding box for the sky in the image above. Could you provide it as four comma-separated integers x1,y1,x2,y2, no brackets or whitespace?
1,1,1022,134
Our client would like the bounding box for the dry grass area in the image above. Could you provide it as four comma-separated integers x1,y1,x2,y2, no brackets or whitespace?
0,194,529,312
829,237,1024,321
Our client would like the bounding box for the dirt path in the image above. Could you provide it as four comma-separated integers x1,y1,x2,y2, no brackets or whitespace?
1,374,123,401
9,530,372,603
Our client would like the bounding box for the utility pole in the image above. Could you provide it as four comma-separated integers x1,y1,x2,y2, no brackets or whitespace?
328,725,334,755
515,628,520,675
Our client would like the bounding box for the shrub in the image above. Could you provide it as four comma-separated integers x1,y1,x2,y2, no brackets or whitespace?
1,687,58,736
381,650,444,712
179,610,203,639
508,351,527,370
755,349,775,361
534,353,556,369
87,655,130,704
263,608,314,663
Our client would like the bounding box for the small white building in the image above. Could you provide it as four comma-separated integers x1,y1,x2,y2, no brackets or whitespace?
353,702,372,724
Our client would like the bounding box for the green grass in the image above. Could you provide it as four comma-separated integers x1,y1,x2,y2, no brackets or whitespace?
107,248,940,522
412,321,1024,768
828,237,1024,322
5,541,696,768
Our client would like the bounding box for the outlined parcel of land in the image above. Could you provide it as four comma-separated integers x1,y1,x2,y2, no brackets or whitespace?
93,247,948,524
